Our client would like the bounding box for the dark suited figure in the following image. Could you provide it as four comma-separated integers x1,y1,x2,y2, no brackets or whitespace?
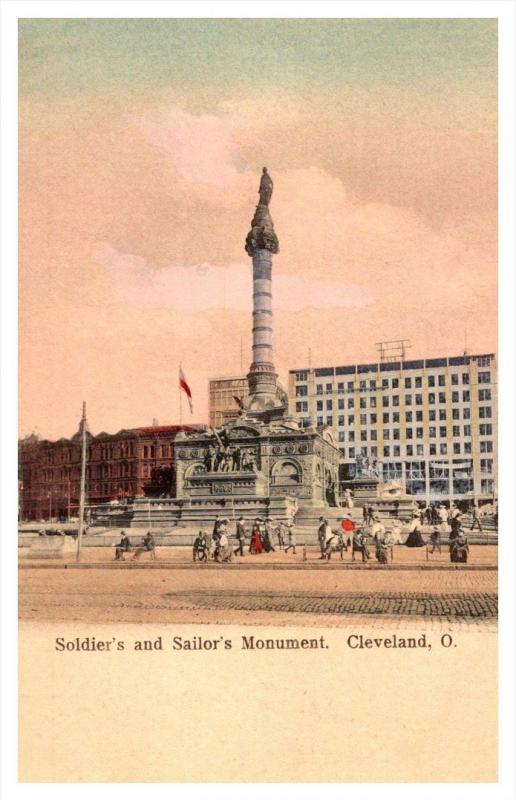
115,531,131,560
234,517,247,557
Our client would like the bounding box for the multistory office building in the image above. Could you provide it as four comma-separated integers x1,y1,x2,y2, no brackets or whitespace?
208,376,249,427
287,353,497,505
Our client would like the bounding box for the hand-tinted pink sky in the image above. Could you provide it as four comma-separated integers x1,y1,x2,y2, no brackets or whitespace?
19,19,497,439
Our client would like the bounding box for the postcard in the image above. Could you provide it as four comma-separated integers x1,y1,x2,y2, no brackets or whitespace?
7,6,511,790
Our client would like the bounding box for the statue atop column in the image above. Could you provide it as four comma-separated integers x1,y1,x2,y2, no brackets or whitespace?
259,167,273,206
245,167,279,256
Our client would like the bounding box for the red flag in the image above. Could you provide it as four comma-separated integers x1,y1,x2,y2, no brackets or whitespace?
179,367,193,414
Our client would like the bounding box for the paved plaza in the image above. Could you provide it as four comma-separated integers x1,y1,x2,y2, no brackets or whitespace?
19,544,497,627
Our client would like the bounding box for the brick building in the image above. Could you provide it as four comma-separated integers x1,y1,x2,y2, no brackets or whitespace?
19,423,205,521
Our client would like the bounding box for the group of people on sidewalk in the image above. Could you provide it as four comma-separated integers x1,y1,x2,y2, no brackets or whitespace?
114,530,155,560
192,515,297,563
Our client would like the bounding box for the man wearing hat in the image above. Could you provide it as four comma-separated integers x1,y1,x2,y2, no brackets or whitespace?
317,516,326,559
284,521,297,554
234,516,247,557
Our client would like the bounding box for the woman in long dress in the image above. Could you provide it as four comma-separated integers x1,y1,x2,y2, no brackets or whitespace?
405,512,425,547
249,519,264,554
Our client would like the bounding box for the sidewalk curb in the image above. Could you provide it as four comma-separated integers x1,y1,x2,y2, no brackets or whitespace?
19,562,498,572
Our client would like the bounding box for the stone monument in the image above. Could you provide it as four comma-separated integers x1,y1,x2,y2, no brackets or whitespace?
130,169,340,529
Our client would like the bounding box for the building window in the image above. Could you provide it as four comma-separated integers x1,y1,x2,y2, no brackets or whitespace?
370,414,377,424
440,443,447,455
451,374,459,385
370,431,377,441
370,380,376,390
453,425,460,437
478,371,491,384
326,400,333,410
338,398,345,410
326,383,332,393
453,443,461,455
428,375,435,387
348,431,355,442
451,392,459,403
438,392,446,404
439,409,447,421
416,428,423,439
429,409,436,421
393,445,400,456
415,377,422,388
392,379,399,389
295,371,308,381
480,459,493,473
338,415,345,426
452,408,459,420
393,428,400,440
393,412,400,423
349,448,355,459
406,445,413,456
429,444,436,455
478,356,492,367
370,397,377,408
348,415,355,425
143,446,149,458
439,426,447,438
361,430,367,441
383,413,390,424
360,414,367,426
347,381,354,392
463,425,471,436
383,396,389,408
415,394,422,406
438,375,446,386
462,373,470,384
393,396,399,407
296,386,308,397
337,382,344,393
416,444,424,456
405,411,412,423
479,406,492,418
429,393,435,404
463,408,471,420
317,400,323,411
464,442,471,454
405,377,412,388
359,380,367,391
338,431,345,442
479,389,492,401
405,394,412,406
480,440,493,453
348,398,354,409
384,429,390,440
383,446,390,457
382,379,389,389
316,384,323,395
360,398,367,409
462,390,470,402
326,416,333,426
406,428,413,439
479,423,493,436
481,479,494,494
429,427,436,438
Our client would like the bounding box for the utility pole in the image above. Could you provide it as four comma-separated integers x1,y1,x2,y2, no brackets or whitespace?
76,402,88,562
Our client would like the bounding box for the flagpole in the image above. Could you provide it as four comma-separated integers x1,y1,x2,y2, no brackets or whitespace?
179,362,183,426
76,401,87,563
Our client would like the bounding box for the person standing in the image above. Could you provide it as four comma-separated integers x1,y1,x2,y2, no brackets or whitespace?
405,511,425,547
276,521,286,551
249,519,264,554
234,516,247,557
317,516,326,559
284,522,297,554
115,530,131,560
323,520,336,560
470,504,483,532
262,519,276,552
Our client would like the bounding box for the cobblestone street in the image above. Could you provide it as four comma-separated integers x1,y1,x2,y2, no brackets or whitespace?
19,551,497,627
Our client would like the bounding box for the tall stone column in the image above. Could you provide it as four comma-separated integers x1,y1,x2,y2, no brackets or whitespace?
245,168,282,414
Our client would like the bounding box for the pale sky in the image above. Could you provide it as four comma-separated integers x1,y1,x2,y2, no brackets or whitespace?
19,19,497,439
